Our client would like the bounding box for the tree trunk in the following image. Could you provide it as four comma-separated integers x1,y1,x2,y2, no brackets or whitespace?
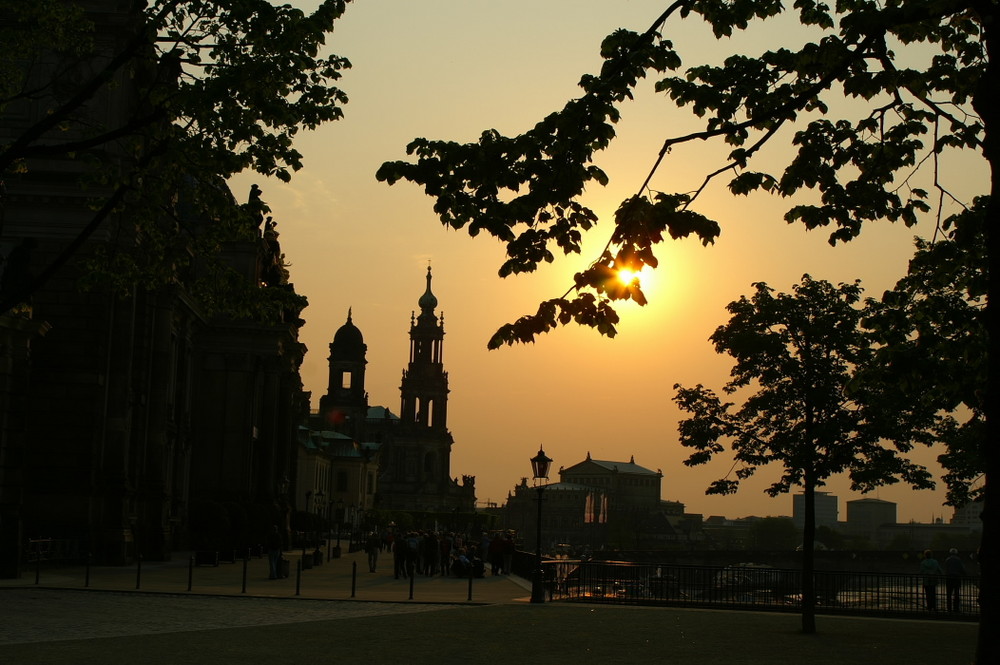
972,2,999,663
801,470,817,634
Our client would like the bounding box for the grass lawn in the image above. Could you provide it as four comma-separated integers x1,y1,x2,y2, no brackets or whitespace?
2,603,977,665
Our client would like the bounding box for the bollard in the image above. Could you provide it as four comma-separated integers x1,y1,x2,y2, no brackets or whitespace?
34,541,40,585
85,553,91,588
351,561,357,598
409,572,414,600
188,555,194,591
241,555,248,593
295,559,302,596
135,554,142,590
468,566,473,601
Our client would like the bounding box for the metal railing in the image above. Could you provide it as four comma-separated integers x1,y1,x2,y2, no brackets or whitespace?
25,538,81,564
544,559,980,620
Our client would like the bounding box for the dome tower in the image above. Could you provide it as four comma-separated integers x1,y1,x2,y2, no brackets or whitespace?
318,309,369,434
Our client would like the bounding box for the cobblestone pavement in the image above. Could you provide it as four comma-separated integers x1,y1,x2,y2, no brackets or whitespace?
0,588,462,645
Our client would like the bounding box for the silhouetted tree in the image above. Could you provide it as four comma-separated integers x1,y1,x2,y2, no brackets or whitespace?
674,275,932,633
861,200,987,507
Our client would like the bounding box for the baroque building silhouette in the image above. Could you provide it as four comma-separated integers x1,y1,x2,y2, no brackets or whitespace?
310,267,476,517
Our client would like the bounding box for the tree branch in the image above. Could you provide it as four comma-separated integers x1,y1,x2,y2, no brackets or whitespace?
0,0,183,174
0,181,129,315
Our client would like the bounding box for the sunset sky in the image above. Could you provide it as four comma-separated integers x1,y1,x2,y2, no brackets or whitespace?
230,0,987,523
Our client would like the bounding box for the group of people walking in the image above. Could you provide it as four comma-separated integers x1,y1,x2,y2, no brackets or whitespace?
362,529,516,580
919,548,968,612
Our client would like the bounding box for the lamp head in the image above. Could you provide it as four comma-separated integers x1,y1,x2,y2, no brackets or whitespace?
530,447,553,480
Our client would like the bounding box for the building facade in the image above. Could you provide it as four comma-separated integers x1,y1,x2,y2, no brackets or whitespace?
295,427,378,537
792,491,839,530
313,268,475,516
504,453,689,551
951,499,984,530
845,498,897,543
0,3,307,571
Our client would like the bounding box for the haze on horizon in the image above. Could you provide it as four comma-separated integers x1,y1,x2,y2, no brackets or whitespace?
230,0,987,524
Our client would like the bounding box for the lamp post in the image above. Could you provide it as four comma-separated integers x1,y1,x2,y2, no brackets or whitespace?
277,475,290,550
335,499,344,550
349,503,357,551
326,499,335,560
529,446,553,604
315,490,325,548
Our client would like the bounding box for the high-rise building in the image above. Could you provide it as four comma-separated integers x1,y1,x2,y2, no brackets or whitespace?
845,498,897,541
792,491,839,530
951,499,984,530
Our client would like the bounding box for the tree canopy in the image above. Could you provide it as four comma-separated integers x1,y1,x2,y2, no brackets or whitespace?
0,0,352,315
675,276,933,497
377,0,989,347
861,198,987,506
673,274,934,631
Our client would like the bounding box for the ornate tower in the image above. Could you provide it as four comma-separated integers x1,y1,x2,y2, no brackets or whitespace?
372,266,474,513
319,309,369,437
400,267,449,431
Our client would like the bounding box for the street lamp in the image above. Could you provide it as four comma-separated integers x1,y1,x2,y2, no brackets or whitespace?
349,503,357,550
529,446,553,604
325,498,334,560
315,490,325,550
315,490,325,516
335,499,344,551
276,475,290,550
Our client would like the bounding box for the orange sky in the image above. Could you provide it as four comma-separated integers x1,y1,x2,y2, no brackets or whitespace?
230,1,987,524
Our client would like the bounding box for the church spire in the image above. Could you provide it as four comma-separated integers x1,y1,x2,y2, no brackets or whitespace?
418,265,438,318
400,267,449,431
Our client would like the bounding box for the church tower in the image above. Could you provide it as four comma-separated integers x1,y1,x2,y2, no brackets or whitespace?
399,267,449,431
371,267,474,512
318,309,369,437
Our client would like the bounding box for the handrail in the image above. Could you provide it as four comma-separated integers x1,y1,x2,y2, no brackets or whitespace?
542,559,980,620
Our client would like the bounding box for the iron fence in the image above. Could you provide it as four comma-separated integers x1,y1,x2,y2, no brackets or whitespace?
25,538,82,564
544,559,980,620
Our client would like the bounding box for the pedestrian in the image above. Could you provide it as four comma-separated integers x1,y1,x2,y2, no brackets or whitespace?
393,536,407,579
501,532,515,575
405,531,420,578
451,547,471,577
944,547,966,612
365,531,380,573
422,532,440,576
919,549,944,611
266,525,282,580
488,533,504,575
439,533,453,577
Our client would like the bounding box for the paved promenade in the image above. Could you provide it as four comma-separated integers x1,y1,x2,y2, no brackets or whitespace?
0,589,464,645
0,550,979,665
1,547,530,608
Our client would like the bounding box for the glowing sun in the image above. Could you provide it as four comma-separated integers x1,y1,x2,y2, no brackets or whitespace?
616,266,655,290
617,269,637,285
